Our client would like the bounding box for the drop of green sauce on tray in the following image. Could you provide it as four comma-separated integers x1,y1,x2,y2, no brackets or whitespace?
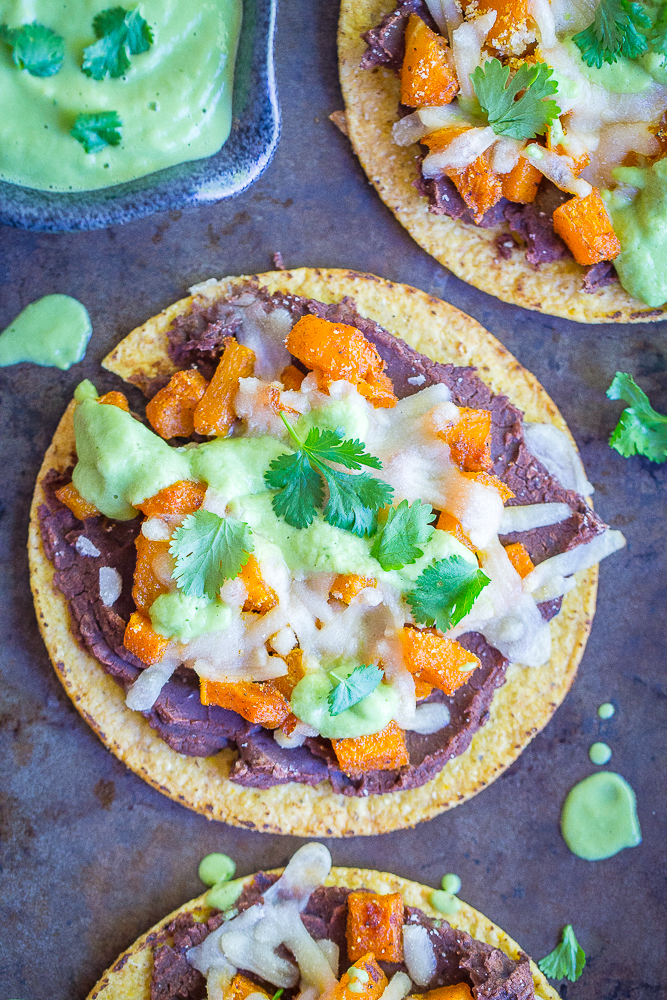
561,772,642,861
0,294,91,370
598,702,615,719
589,741,612,765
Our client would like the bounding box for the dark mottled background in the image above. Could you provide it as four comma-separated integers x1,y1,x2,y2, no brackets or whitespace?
1,4,665,999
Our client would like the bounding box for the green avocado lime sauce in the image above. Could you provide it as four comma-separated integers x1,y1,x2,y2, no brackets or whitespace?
290,665,399,739
589,741,612,765
604,160,667,307
150,591,231,641
561,772,642,861
598,702,615,719
0,294,91,369
563,38,653,92
0,0,242,192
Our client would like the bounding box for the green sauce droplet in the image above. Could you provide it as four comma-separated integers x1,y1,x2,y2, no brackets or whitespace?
589,741,612,765
598,702,615,719
198,852,236,886
561,772,642,861
206,876,245,911
441,873,461,895
0,295,92,370
429,889,461,914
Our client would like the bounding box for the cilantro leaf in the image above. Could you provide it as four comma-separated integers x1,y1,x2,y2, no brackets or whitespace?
573,0,650,67
82,6,153,80
169,510,254,600
71,111,122,153
607,372,667,463
649,4,667,63
371,499,435,571
264,416,393,536
327,664,383,715
471,58,560,141
0,22,64,77
407,555,490,631
538,925,586,982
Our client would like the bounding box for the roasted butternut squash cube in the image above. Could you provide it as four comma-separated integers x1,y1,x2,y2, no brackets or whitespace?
501,156,541,204
463,470,515,502
417,985,473,1000
280,363,306,391
401,14,459,107
334,953,388,1000
194,337,256,436
447,153,503,224
286,315,397,409
552,189,621,265
240,555,278,613
55,481,100,521
504,541,535,579
402,628,480,696
200,679,291,728
225,973,270,1000
330,574,377,604
332,721,409,776
442,407,492,472
132,534,170,613
347,891,405,962
98,390,130,411
271,648,307,700
137,480,207,517
146,370,208,439
436,511,475,552
124,611,170,665
421,125,471,154
466,0,533,55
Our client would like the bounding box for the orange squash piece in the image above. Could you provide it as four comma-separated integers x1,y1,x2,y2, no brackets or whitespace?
401,14,459,107
272,648,307,700
347,891,405,962
200,679,291,727
330,574,377,604
286,315,397,409
447,153,503,224
402,628,480,695
239,554,278,613
414,676,433,699
226,974,270,1000
123,611,170,665
552,189,621,265
501,156,542,203
442,407,492,472
132,535,170,613
137,480,207,517
463,470,515,502
421,125,471,154
98,390,130,411
332,721,409,776
146,370,208,440
436,511,475,552
55,481,100,521
194,337,256,436
419,986,473,1000
466,0,532,54
504,541,535,579
333,954,388,1000
280,363,306,391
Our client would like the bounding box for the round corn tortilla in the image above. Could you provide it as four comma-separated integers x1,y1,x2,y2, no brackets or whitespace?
338,0,667,324
29,267,598,836
85,864,559,999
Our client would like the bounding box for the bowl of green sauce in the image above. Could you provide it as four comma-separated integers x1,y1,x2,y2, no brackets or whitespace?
0,0,279,231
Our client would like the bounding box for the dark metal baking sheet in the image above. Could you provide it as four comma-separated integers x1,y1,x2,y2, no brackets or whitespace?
0,4,665,999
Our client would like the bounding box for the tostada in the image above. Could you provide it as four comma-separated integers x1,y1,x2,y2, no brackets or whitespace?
339,0,667,322
29,268,624,836
85,843,559,999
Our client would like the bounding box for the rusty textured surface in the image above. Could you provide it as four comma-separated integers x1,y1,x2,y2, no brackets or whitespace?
0,4,665,999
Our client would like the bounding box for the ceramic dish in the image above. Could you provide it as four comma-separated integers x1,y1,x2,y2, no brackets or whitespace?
0,0,280,232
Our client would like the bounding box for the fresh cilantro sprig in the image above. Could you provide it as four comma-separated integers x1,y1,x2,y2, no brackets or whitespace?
607,372,667,463
264,415,394,537
538,925,586,982
471,59,560,142
0,22,64,77
327,664,383,716
407,555,490,631
573,0,650,67
71,111,122,153
169,510,254,600
82,6,153,80
371,499,434,571
649,3,667,64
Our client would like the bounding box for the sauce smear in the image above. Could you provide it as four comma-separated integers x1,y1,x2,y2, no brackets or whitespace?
561,772,642,861
0,295,92,369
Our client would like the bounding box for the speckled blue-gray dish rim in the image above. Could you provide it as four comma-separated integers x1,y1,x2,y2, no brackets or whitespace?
0,0,280,232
